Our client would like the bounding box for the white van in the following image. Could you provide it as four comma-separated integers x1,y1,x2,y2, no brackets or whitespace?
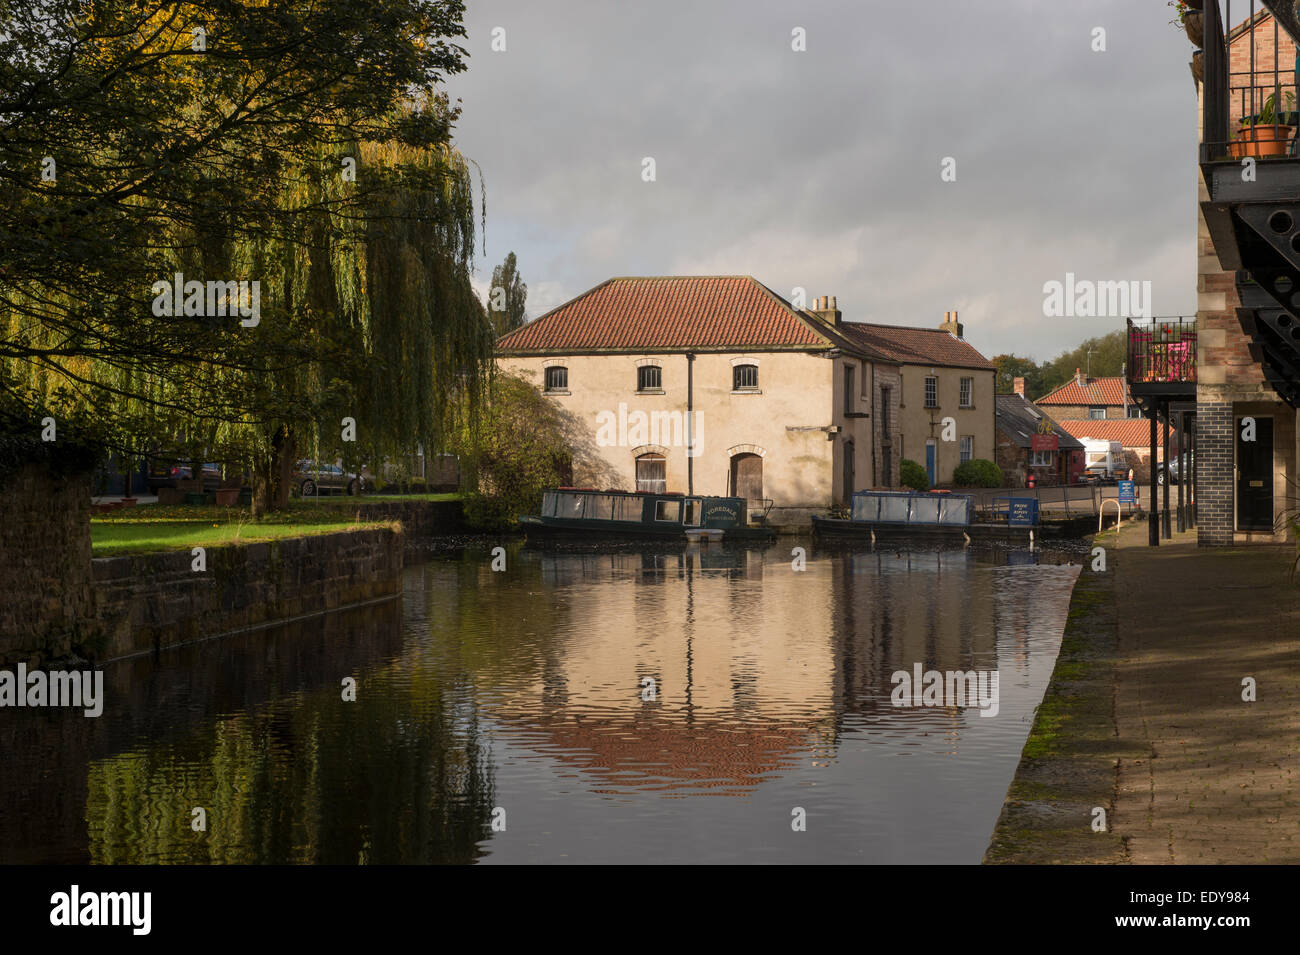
1081,439,1128,484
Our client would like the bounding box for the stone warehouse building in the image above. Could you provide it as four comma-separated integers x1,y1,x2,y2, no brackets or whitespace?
494,276,996,526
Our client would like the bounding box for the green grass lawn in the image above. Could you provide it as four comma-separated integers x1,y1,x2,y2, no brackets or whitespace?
90,494,458,555
91,520,391,556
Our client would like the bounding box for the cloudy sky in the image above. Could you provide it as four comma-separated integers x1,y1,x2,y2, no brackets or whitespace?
446,0,1200,363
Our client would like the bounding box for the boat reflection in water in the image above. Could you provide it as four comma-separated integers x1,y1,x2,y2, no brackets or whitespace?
0,539,1081,864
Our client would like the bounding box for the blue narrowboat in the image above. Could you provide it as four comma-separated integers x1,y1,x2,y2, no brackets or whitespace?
520,488,775,541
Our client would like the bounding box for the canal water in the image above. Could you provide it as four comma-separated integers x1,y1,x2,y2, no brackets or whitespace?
0,539,1084,865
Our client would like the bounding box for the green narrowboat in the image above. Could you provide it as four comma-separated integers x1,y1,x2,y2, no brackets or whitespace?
520,488,775,541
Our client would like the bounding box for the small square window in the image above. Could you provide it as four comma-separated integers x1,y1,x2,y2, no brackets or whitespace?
544,366,568,392
733,364,759,390
637,365,662,392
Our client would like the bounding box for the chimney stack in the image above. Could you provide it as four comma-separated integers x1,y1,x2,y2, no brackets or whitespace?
940,310,963,339
810,294,842,326
1013,376,1026,397
1075,367,1084,385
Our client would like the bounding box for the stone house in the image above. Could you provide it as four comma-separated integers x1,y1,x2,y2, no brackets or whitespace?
994,392,1084,488
494,277,996,526
836,311,996,488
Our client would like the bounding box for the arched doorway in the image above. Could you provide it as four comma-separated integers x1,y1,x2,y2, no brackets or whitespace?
730,452,763,501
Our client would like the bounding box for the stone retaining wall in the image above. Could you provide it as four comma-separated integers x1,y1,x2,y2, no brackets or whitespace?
340,498,465,548
0,464,95,664
92,527,404,661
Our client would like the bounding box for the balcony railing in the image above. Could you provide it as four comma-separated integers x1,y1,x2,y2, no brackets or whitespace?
1200,1,1300,162
1127,318,1198,386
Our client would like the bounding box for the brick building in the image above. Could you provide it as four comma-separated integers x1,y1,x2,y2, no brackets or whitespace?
1190,6,1300,545
1034,373,1139,420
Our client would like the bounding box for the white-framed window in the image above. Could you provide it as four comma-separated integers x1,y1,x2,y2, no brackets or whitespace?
1030,450,1054,467
959,377,973,408
960,436,973,462
924,376,938,408
1089,406,1106,419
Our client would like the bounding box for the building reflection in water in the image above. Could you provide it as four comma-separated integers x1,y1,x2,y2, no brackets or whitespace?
0,539,1081,863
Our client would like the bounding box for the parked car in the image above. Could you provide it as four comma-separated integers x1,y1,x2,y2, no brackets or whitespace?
147,459,222,492
1156,451,1194,485
293,460,372,497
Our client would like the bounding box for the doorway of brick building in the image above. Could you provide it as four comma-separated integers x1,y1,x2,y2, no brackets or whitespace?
1235,415,1273,531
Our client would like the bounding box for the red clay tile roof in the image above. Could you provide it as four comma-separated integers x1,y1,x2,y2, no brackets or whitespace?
836,321,995,370
495,276,836,353
1036,376,1130,407
1058,418,1174,449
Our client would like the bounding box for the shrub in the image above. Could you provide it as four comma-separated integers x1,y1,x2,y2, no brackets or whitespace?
953,458,1003,488
462,491,517,531
900,458,929,491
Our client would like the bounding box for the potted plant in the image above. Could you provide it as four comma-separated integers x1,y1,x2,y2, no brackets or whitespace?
1181,2,1203,49
1231,88,1297,158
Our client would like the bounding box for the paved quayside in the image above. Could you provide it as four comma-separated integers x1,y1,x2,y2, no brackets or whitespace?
986,521,1300,863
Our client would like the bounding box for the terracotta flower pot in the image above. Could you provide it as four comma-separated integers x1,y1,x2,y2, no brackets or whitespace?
1184,12,1204,49
1229,123,1295,158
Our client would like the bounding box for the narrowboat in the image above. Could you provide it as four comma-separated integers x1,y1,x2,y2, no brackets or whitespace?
520,488,776,542
812,489,1050,542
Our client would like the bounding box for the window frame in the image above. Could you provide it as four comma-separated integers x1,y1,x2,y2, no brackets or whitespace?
637,365,662,393
544,366,569,393
959,376,973,408
1088,406,1106,419
924,376,938,409
635,453,667,494
654,499,681,522
733,364,759,392
960,435,973,463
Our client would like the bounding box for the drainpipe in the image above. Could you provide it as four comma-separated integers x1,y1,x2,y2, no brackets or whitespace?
687,352,695,495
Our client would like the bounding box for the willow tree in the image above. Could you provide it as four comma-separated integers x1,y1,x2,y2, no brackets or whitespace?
0,0,490,508
221,131,496,513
